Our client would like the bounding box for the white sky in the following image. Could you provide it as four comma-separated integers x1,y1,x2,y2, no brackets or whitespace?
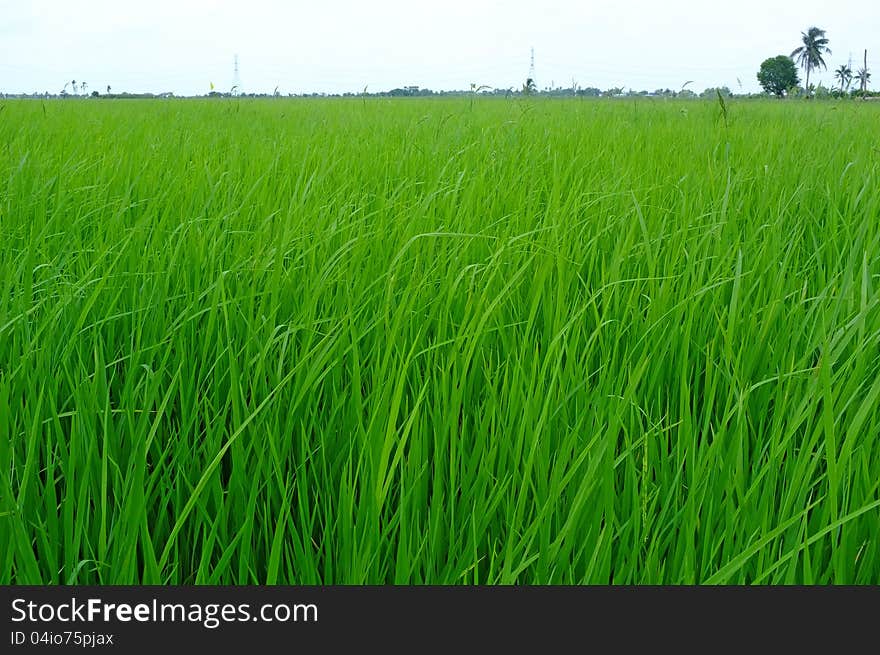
0,0,876,95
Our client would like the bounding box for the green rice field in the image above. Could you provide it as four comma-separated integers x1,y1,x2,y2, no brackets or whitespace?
1,97,879,583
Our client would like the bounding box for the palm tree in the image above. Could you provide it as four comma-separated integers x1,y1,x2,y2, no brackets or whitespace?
71,79,78,95
855,50,871,95
855,68,871,94
791,27,831,97
833,64,852,93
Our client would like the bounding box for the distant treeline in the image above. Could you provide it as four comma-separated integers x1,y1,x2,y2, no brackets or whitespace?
4,85,878,101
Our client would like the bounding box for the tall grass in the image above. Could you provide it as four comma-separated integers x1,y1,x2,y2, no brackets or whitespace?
1,97,879,583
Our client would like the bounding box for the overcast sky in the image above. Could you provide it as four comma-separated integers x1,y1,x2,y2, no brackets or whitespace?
0,0,875,95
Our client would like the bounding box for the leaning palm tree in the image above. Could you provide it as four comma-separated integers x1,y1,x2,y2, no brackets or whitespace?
833,64,852,93
791,27,831,97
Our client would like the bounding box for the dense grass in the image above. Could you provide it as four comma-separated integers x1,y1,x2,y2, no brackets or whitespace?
1,97,879,584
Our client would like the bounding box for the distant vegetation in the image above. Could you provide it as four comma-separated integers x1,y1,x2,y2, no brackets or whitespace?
756,27,873,100
791,27,832,97
757,56,800,98
3,28,872,102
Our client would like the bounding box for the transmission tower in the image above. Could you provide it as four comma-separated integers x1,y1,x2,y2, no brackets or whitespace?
233,54,241,95
524,47,536,94
529,47,536,83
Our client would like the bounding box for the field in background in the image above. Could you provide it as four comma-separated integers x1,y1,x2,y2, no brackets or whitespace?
1,97,879,584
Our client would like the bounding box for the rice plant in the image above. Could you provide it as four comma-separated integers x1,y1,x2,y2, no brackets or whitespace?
1,97,879,584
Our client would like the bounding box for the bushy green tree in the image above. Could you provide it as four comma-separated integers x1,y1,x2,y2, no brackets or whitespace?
757,56,800,97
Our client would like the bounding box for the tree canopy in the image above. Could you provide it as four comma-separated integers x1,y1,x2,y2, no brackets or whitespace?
757,56,800,97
